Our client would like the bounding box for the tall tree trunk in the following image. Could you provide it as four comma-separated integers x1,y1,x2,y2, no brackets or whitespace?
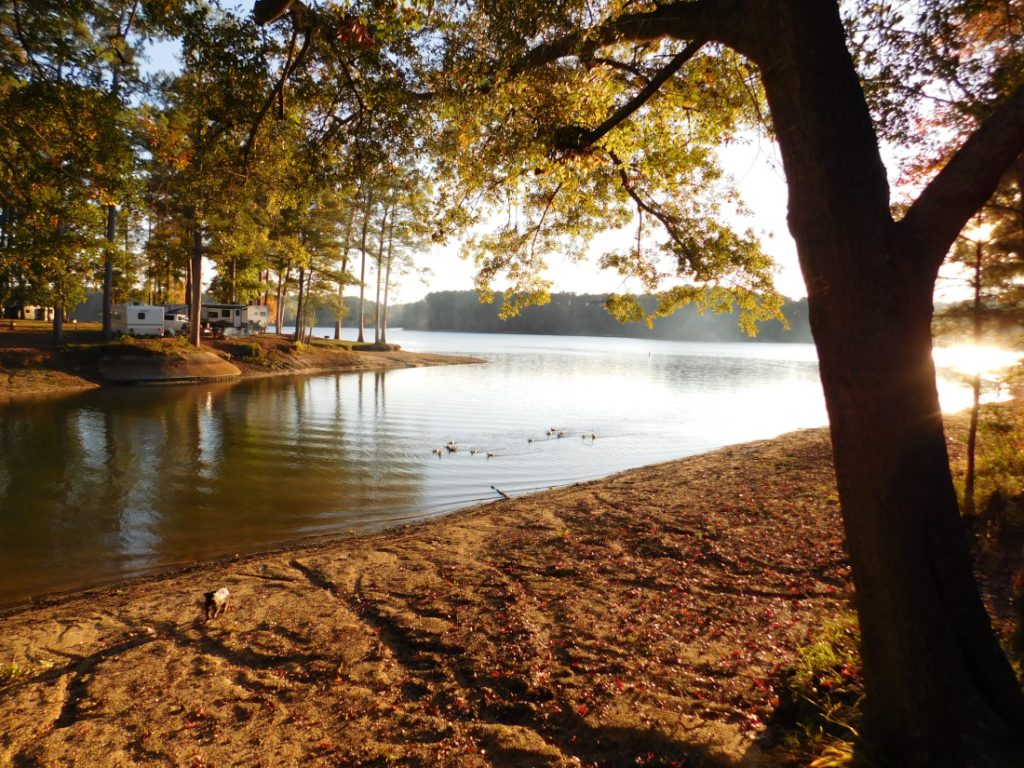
748,3,1024,764
305,258,316,344
336,207,354,340
188,226,203,348
381,214,396,345
53,303,63,346
373,205,389,345
102,204,115,341
293,265,305,343
357,192,373,343
275,265,290,335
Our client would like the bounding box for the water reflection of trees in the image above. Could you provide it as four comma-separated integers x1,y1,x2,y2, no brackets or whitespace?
0,374,426,606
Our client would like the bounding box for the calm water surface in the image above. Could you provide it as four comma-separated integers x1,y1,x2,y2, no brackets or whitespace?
0,331,982,607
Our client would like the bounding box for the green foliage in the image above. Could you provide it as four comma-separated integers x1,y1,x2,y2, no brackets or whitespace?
973,389,1024,526
224,341,263,359
398,289,810,342
776,613,883,768
422,1,781,328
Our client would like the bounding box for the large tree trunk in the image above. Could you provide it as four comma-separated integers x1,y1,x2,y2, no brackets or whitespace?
747,2,1024,764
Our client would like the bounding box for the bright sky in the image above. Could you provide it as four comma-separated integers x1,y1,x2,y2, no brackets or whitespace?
394,139,805,305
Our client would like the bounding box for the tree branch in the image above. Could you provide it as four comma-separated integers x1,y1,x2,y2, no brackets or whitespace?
897,82,1024,270
558,39,704,152
607,149,686,247
510,0,738,77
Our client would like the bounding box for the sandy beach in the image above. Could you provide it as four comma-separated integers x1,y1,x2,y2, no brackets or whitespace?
0,426,854,767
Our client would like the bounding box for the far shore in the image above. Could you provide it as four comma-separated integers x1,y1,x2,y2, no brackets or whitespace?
0,322,483,405
0,408,1017,767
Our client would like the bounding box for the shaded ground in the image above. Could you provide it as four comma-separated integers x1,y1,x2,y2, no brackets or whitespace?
0,428,851,767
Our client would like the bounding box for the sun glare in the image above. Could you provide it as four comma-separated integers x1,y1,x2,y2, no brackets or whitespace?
932,345,1022,378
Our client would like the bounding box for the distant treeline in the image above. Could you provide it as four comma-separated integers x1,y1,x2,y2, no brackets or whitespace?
390,291,813,343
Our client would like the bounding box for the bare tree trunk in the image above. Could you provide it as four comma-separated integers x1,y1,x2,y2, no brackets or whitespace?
102,204,115,341
276,264,290,335
53,303,63,346
188,226,203,348
293,265,305,343
381,214,396,345
357,191,373,343
373,205,389,344
336,207,354,340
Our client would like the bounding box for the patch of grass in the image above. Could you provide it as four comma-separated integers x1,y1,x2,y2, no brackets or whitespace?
101,335,194,358
974,405,1024,527
310,338,353,350
772,613,883,767
0,659,54,687
222,341,263,359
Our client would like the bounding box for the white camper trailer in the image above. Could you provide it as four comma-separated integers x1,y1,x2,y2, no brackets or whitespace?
111,302,165,337
201,303,268,336
163,311,189,336
241,305,269,333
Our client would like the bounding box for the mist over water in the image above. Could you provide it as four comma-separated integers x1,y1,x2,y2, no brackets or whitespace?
0,330,993,607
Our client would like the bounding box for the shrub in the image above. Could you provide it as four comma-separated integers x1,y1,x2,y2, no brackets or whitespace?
224,341,262,359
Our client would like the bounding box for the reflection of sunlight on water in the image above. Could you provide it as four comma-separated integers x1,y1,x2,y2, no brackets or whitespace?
933,345,1021,412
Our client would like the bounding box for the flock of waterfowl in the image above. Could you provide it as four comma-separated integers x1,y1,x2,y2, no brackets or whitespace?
431,428,598,459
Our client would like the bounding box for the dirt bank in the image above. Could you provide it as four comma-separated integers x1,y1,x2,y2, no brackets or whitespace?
0,427,852,767
0,324,481,403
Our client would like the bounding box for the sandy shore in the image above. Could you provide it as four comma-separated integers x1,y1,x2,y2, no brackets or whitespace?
0,427,852,767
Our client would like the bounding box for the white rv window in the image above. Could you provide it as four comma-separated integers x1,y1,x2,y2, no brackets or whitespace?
137,312,146,320
222,310,231,318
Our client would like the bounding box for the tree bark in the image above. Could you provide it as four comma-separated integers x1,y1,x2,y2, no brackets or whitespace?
357,191,373,343
188,226,203,348
381,214,396,345
293,264,305,343
52,305,63,345
276,264,290,335
373,204,389,345
102,203,115,341
336,206,354,340
744,2,1024,764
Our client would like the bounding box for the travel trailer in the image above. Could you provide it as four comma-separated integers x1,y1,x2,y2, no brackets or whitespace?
202,303,269,336
163,311,189,336
111,302,165,337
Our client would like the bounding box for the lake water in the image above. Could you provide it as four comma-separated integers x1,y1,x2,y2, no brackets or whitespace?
0,331,991,608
